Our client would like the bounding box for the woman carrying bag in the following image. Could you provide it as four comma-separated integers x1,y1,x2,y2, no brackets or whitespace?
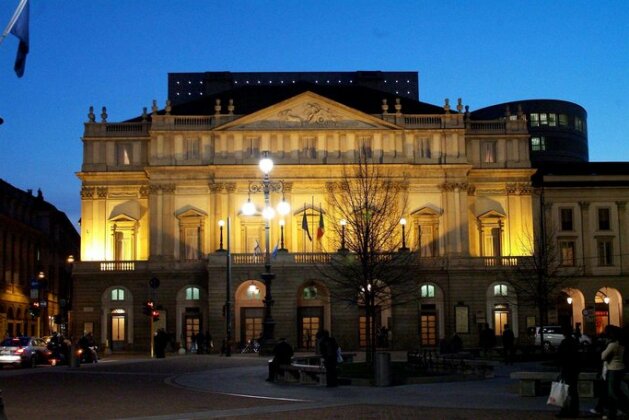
601,325,629,420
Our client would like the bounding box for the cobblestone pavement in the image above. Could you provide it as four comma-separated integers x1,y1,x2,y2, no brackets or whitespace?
0,352,593,420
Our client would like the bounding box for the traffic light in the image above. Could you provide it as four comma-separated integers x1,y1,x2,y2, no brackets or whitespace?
151,309,160,322
29,301,40,318
143,300,154,316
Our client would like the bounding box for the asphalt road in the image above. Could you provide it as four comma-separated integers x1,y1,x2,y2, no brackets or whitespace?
0,353,584,420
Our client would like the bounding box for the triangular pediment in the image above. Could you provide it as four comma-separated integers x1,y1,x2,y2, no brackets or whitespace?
477,209,506,220
217,92,400,130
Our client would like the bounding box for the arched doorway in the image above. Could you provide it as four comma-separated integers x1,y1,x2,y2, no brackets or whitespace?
357,280,392,348
235,280,264,347
101,286,133,351
297,281,330,350
595,287,622,335
176,285,207,352
563,288,586,330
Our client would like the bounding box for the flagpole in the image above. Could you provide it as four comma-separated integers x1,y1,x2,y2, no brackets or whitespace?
311,196,314,254
0,0,27,45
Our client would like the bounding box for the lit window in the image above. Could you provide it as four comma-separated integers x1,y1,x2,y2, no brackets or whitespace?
185,287,200,300
548,113,557,127
559,240,576,266
597,239,613,266
559,114,569,127
303,286,318,299
246,283,260,299
531,136,546,151
530,113,539,127
420,284,435,298
494,284,508,296
560,208,574,231
598,208,611,231
111,288,125,301
539,113,548,125
482,142,496,163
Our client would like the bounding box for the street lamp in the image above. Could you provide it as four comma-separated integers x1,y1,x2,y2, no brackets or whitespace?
339,219,348,252
399,218,409,252
241,151,290,350
217,220,225,252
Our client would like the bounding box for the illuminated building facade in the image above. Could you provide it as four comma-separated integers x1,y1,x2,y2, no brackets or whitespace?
74,71,624,353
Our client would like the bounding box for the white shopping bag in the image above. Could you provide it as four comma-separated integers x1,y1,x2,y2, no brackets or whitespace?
547,381,569,407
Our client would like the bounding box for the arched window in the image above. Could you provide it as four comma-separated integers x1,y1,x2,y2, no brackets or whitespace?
494,284,508,297
111,288,125,301
303,285,318,300
246,282,261,300
185,287,200,300
420,284,435,298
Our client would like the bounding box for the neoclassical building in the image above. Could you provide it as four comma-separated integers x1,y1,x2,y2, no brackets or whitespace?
73,71,625,352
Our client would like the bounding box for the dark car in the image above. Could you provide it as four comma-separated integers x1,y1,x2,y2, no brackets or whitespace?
0,336,51,368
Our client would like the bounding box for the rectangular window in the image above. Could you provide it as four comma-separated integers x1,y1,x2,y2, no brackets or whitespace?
530,113,539,127
111,288,125,301
416,137,431,158
560,208,574,231
598,208,611,231
597,239,613,266
539,113,548,126
575,117,584,132
246,137,260,157
482,142,496,163
302,136,316,159
185,138,199,160
531,136,546,151
548,113,557,127
559,240,576,266
116,143,132,165
559,114,569,127
358,136,373,159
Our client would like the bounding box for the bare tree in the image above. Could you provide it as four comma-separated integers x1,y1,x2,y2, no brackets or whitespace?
319,157,417,367
510,224,580,351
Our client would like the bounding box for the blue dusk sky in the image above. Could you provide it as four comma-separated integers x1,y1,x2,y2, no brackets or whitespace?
0,1,627,228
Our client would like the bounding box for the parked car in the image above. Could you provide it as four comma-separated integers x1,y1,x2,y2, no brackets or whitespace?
534,326,591,351
0,336,51,368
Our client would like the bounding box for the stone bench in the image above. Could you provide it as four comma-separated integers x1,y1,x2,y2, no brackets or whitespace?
510,371,599,398
278,363,327,385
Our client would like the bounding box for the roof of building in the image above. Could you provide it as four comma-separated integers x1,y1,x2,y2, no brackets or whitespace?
127,82,447,122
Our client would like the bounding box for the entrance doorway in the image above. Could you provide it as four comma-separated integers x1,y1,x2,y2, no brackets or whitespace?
420,304,438,347
241,308,263,345
184,314,201,351
111,311,126,350
298,307,322,350
493,305,509,336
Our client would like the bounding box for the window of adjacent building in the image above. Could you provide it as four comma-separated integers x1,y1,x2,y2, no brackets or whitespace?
575,116,584,132
111,288,125,301
539,113,548,126
559,114,569,127
598,208,611,231
559,240,576,266
302,136,316,159
494,284,508,296
116,143,132,165
185,138,199,160
560,208,574,231
597,239,613,266
482,142,496,163
530,113,539,127
185,287,200,300
548,113,557,127
531,136,546,151
420,284,435,298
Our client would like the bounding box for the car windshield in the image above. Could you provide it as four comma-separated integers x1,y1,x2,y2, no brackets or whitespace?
1,337,30,347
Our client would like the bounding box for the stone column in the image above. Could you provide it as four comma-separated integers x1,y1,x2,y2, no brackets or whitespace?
161,184,177,259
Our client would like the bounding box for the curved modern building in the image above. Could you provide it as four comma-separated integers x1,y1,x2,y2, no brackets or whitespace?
472,99,588,164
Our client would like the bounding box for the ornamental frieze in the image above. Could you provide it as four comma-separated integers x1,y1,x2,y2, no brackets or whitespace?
209,183,224,193
96,187,108,198
139,185,150,198
81,187,95,199
506,183,532,195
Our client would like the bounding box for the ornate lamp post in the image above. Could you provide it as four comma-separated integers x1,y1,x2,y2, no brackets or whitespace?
399,218,409,252
339,219,348,252
241,151,290,349
217,219,225,252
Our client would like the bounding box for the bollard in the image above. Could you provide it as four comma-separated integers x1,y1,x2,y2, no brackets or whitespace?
0,389,7,420
69,345,80,369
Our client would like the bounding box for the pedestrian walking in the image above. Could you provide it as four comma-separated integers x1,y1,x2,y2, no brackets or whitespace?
502,324,515,365
601,325,629,420
556,325,580,418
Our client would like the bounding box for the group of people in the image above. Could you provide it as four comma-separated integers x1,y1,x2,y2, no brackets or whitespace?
190,331,213,354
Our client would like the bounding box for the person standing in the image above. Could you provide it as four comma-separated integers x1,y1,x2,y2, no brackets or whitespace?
320,330,339,387
502,324,515,365
556,325,580,418
601,325,629,420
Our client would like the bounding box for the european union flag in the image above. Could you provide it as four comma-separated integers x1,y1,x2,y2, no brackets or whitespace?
9,0,29,78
